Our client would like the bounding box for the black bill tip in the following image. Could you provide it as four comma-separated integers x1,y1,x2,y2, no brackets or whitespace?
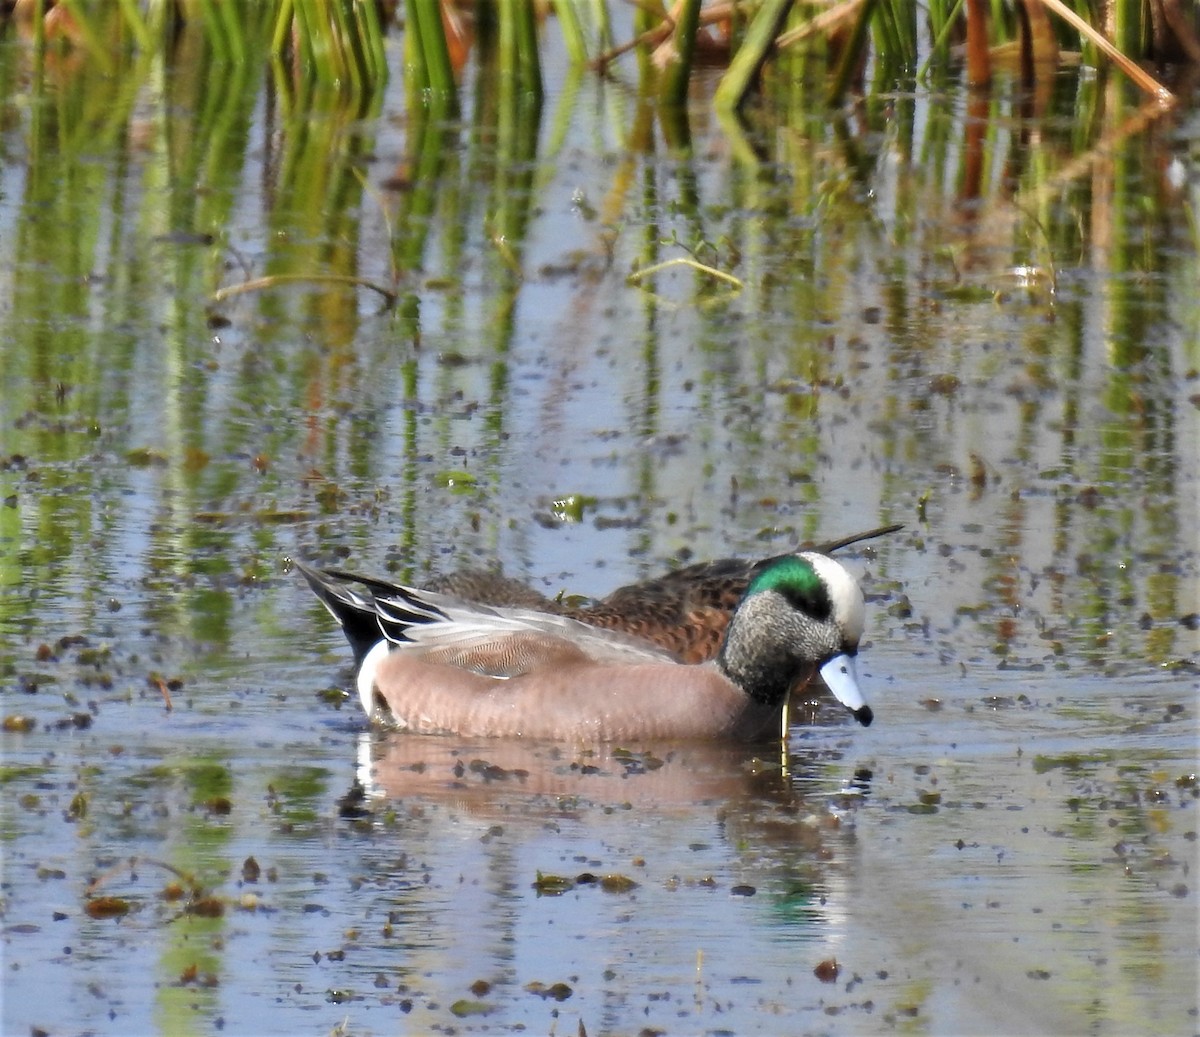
853,704,874,727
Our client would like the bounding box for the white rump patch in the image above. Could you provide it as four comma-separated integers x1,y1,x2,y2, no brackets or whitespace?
357,639,392,719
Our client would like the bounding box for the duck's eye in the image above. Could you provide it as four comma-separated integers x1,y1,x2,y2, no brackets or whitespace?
782,582,832,621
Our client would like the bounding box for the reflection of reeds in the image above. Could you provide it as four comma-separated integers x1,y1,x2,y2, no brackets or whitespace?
2,19,1193,1037
0,1,1194,665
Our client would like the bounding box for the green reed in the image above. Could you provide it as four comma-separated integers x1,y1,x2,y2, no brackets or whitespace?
407,0,455,97
17,0,1188,115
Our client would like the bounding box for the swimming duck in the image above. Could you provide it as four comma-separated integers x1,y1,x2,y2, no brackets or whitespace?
294,547,879,741
425,523,901,663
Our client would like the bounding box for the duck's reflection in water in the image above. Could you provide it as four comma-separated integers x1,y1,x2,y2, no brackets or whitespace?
327,732,877,1031
343,730,871,879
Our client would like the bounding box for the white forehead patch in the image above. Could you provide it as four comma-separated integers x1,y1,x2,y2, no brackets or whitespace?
801,551,865,645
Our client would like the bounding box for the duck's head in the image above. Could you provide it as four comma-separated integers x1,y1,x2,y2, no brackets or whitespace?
719,552,873,726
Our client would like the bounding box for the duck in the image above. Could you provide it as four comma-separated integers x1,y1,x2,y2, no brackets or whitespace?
294,540,886,741
424,523,902,664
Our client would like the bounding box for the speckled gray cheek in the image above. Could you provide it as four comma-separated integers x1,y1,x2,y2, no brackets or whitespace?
718,592,838,706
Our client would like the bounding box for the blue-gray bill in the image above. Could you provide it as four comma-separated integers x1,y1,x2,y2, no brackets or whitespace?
818,653,873,727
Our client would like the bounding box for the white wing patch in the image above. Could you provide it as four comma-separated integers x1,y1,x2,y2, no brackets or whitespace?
358,586,678,699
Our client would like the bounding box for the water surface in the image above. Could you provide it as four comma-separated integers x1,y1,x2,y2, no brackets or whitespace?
1,19,1198,1037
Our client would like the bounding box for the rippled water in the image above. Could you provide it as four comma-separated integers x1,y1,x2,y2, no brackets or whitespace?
3,546,1195,1035
2,18,1199,1037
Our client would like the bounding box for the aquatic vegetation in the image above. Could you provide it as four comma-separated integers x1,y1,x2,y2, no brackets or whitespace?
0,3,1195,1036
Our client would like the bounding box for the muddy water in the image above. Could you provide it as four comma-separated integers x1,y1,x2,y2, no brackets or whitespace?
2,23,1199,1037
2,617,1195,1036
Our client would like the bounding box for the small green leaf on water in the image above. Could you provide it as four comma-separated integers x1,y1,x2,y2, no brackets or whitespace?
255,508,313,524
598,874,638,894
611,747,664,774
317,686,349,708
434,470,477,491
449,998,492,1017
75,646,111,667
315,483,344,511
551,494,596,522
525,981,573,1001
939,283,996,303
125,448,168,467
555,592,591,608
1032,753,1090,774
532,871,574,895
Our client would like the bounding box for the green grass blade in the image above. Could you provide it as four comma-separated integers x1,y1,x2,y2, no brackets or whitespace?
271,0,296,56
714,0,793,114
828,0,878,105
355,0,388,84
554,0,589,64
658,0,701,107
116,0,154,50
409,0,457,97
